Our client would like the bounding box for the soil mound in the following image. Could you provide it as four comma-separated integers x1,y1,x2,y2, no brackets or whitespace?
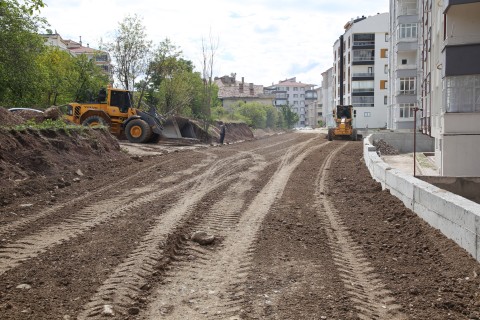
0,107,25,126
0,127,130,208
373,139,399,155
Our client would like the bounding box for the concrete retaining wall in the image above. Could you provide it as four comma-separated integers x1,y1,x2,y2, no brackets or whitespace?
364,134,480,262
369,131,434,153
418,176,480,204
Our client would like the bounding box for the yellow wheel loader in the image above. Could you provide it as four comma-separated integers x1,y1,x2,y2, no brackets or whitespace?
327,105,358,141
65,87,165,143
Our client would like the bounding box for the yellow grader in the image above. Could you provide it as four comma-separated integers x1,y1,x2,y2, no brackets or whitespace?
327,105,358,141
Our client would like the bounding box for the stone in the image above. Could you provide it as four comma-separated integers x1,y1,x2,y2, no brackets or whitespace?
191,231,215,245
16,284,32,289
102,305,115,316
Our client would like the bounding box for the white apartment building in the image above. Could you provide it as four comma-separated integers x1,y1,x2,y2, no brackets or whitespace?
41,32,113,76
388,0,420,130
420,0,480,176
333,13,390,129
305,87,322,128
322,67,335,128
265,77,316,127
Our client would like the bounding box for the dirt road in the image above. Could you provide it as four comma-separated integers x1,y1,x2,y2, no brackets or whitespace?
1,131,479,319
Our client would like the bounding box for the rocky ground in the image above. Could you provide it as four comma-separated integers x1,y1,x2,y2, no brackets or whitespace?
0,107,479,320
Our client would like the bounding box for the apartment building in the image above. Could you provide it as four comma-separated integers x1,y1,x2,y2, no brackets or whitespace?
214,74,275,110
304,87,322,128
387,0,420,130
41,32,113,76
322,67,335,128
265,77,316,127
333,13,389,129
420,0,480,176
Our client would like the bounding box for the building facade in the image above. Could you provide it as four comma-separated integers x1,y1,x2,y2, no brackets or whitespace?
41,32,113,76
387,0,420,130
322,67,335,128
305,87,322,128
333,13,389,129
421,0,480,176
214,74,275,110
265,77,316,127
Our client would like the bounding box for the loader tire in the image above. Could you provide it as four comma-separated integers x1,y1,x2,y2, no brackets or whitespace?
327,128,333,141
125,119,152,143
82,115,107,128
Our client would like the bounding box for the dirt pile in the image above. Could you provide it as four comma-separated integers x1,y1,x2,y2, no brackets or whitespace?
0,107,25,126
0,127,131,208
373,138,399,155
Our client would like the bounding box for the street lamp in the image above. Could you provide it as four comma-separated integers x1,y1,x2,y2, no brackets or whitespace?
413,106,423,177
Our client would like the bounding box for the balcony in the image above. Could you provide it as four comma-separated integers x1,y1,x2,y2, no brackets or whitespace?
352,55,375,66
444,0,480,13
305,89,317,99
396,1,417,16
444,44,480,76
352,73,374,80
352,88,374,94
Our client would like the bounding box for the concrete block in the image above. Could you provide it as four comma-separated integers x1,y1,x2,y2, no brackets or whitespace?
414,202,439,229
436,214,477,258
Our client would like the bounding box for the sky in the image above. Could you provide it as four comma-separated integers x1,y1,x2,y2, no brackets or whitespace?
40,0,389,88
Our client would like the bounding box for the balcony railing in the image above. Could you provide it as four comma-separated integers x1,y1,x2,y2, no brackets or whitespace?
352,88,375,93
353,41,375,47
353,103,375,107
352,57,374,62
352,73,374,77
397,5,417,16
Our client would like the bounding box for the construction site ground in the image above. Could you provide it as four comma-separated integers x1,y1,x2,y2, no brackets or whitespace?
0,119,480,319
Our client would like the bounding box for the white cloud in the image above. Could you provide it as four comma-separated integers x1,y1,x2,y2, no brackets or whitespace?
41,0,389,87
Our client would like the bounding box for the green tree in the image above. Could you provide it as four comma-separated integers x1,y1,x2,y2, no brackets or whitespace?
105,14,151,91
71,54,109,103
233,102,267,128
0,0,46,106
37,47,76,105
265,105,279,129
280,104,299,129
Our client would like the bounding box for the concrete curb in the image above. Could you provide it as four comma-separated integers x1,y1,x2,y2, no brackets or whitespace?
363,135,480,262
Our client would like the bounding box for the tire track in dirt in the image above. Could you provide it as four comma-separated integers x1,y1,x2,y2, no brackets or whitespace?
76,150,263,319
315,142,406,320
0,152,220,276
141,136,327,319
0,151,215,238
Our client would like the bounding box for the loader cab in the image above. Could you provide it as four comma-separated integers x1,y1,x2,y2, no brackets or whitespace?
108,89,133,113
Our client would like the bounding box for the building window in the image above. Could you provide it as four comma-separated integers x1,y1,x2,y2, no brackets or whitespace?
293,94,298,98
385,33,389,42
402,59,407,65
294,101,298,105
380,48,388,58
352,96,374,107
364,112,371,117
380,80,388,90
301,87,304,91
352,80,374,93
399,103,415,118
353,33,375,46
384,64,388,74
445,75,480,113
399,77,415,95
398,23,417,39
353,49,374,62
293,87,298,91
300,94,304,98
384,95,388,105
